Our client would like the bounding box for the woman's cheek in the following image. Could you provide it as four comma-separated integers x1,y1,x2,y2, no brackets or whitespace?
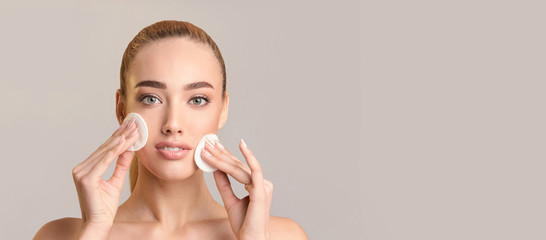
191,111,218,132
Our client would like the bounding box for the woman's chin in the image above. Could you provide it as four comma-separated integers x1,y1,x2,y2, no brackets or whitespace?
143,161,201,181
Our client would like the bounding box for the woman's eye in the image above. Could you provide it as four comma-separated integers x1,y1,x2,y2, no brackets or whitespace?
140,95,161,105
190,96,210,106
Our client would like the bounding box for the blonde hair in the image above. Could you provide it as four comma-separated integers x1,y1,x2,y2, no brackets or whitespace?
119,20,227,192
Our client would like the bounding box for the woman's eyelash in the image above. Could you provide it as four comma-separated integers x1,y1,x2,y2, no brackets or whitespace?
137,94,210,106
138,94,162,104
190,95,211,106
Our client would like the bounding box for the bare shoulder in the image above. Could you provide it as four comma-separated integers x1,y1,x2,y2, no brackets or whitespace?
33,217,82,240
269,216,309,240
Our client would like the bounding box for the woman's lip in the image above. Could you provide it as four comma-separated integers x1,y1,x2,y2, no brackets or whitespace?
155,141,193,150
156,148,190,160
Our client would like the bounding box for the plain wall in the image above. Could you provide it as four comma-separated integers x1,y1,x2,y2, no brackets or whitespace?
361,1,545,239
1,1,545,240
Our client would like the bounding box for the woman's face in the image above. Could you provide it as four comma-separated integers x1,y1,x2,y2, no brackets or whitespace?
117,37,228,181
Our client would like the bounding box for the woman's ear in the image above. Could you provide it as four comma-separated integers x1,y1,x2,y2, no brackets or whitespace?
217,91,229,130
115,89,126,124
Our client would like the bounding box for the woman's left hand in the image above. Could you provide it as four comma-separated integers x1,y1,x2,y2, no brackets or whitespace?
201,138,273,240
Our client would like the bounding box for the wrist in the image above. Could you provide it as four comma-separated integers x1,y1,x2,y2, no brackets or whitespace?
78,222,113,240
240,235,268,240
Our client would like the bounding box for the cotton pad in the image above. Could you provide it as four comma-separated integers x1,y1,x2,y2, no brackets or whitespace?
123,113,148,151
194,133,219,172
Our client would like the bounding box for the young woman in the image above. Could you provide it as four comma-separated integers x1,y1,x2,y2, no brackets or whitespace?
34,20,308,240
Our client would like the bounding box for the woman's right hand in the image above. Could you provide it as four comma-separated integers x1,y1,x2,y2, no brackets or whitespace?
71,119,140,233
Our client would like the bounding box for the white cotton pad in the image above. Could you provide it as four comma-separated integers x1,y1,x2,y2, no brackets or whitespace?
123,113,148,151
194,133,219,172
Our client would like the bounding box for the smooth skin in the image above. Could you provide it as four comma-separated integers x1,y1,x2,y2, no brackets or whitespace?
34,38,308,240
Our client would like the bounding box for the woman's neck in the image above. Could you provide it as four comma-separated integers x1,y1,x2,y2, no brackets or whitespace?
116,165,225,230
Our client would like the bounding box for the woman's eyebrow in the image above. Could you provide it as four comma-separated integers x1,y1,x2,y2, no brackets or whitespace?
135,80,165,89
135,80,214,90
184,81,214,90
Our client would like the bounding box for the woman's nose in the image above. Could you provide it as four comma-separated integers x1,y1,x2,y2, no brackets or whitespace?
161,108,184,135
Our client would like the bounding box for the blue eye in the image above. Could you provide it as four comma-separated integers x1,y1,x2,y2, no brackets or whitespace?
139,94,162,105
190,96,210,106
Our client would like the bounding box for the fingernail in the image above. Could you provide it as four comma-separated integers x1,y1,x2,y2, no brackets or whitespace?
120,120,129,130
129,127,138,137
241,138,247,148
126,121,136,133
203,149,212,157
206,139,215,148
215,140,225,149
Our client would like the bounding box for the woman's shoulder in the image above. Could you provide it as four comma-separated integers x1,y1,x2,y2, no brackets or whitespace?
269,216,309,240
33,216,308,240
33,217,82,240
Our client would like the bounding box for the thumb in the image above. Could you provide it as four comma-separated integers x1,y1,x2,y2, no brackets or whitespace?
213,171,240,209
107,150,134,190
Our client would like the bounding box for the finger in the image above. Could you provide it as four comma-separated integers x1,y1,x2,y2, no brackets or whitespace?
264,180,273,212
73,134,125,179
239,139,264,191
96,120,138,158
213,171,240,209
86,128,139,179
83,134,127,179
264,179,274,233
111,118,133,136
239,139,268,226
203,149,251,185
208,139,252,175
92,119,134,159
213,139,252,175
74,120,135,174
87,120,138,168
75,123,137,180
106,150,134,190
202,141,252,184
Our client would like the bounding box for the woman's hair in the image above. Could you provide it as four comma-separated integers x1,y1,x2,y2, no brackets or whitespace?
119,20,227,192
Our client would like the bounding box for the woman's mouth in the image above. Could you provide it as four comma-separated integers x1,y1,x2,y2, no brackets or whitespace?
157,147,190,160
159,147,184,151
155,141,193,160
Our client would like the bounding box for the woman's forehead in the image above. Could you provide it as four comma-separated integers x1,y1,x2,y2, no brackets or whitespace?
128,38,223,90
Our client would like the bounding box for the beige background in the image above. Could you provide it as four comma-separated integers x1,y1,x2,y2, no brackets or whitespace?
0,1,544,240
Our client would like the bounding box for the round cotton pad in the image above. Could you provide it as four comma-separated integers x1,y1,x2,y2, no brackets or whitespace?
123,113,148,151
194,134,219,172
